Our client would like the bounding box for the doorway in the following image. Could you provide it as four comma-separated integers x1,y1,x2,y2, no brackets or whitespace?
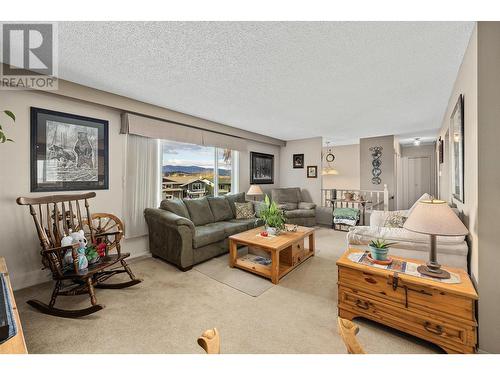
406,156,431,207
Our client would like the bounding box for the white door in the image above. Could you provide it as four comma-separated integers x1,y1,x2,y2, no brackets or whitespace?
407,156,431,208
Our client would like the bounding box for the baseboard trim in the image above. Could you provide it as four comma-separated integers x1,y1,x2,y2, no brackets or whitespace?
127,251,152,263
13,250,152,291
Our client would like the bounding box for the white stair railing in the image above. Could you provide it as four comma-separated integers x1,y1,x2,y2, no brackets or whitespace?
321,186,390,212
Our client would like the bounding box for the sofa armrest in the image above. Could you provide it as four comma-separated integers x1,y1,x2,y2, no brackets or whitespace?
144,208,195,269
145,208,195,231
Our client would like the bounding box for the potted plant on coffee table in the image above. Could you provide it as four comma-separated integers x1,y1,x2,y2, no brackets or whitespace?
260,195,286,236
368,238,397,261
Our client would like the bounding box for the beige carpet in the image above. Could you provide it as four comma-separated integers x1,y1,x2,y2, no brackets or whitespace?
194,248,274,297
14,227,442,354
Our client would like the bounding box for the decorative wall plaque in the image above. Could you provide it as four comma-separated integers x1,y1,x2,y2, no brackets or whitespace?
369,146,383,185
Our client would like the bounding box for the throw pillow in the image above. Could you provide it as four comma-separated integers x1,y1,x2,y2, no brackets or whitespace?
224,192,246,217
298,202,316,210
160,198,191,219
384,211,407,228
234,202,255,219
252,201,266,218
207,196,234,222
183,198,215,226
278,203,298,211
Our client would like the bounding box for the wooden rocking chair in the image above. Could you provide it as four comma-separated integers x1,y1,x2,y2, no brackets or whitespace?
337,317,366,354
197,328,221,354
17,192,142,318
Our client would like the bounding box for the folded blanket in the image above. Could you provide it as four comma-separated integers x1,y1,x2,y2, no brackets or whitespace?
334,217,358,226
333,207,360,221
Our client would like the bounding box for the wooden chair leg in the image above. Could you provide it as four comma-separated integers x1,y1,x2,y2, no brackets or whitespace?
49,280,62,307
86,278,97,306
94,260,143,289
27,279,105,318
121,259,137,280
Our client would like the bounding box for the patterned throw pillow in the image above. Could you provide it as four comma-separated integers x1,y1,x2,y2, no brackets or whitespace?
234,202,255,219
384,211,407,228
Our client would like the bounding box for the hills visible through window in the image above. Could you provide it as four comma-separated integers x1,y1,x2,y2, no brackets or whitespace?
161,140,234,200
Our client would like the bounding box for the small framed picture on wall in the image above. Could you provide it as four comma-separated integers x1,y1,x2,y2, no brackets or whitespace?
292,153,304,168
307,165,318,178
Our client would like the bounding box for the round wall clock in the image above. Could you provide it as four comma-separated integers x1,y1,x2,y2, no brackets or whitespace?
325,153,335,162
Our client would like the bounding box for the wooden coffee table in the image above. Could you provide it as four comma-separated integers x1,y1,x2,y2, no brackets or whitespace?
229,226,315,284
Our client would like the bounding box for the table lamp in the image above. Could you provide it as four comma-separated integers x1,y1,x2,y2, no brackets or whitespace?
403,199,468,279
246,185,264,201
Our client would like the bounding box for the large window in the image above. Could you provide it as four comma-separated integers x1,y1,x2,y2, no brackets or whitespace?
161,140,237,200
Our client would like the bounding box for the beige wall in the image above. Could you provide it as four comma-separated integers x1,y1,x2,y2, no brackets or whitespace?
360,135,396,209
279,137,323,204
322,144,360,191
477,21,500,354
437,26,478,281
0,90,149,290
437,22,500,353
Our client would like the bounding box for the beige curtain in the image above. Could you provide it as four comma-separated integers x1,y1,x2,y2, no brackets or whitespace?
121,113,247,151
123,134,161,238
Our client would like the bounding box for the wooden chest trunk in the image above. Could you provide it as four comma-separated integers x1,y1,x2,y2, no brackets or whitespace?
337,250,478,354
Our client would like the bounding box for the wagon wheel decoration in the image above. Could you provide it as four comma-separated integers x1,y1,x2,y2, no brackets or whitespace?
83,213,125,255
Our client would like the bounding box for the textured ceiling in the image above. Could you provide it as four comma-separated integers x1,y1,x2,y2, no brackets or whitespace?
53,22,473,145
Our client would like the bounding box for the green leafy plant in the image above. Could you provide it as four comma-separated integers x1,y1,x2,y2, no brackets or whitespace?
259,194,286,230
0,110,15,143
369,238,397,249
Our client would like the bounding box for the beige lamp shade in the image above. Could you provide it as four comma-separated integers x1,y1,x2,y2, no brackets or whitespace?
321,168,339,175
246,185,264,196
403,200,468,236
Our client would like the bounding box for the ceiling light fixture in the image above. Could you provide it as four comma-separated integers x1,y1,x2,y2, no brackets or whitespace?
413,138,421,146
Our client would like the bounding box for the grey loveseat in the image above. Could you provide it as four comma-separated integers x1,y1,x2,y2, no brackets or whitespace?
144,193,262,271
271,187,316,227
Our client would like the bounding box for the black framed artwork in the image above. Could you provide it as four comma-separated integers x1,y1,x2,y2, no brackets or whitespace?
450,94,464,203
438,137,444,164
307,165,318,178
250,151,274,184
30,107,109,192
293,153,304,168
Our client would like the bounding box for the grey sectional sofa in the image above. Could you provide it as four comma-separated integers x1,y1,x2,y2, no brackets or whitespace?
271,187,316,227
144,193,262,271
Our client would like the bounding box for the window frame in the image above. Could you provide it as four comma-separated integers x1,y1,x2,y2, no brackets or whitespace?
160,140,238,198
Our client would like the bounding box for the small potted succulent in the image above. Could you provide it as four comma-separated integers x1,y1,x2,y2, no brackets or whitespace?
369,239,397,261
259,194,286,236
